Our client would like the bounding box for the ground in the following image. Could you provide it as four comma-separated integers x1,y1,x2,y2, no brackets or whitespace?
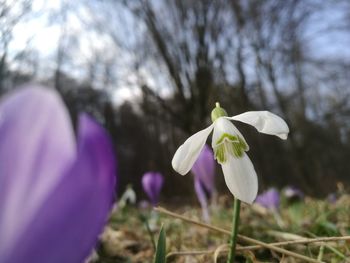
92,194,350,263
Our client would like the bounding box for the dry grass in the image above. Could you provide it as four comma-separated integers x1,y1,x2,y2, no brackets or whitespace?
93,194,350,263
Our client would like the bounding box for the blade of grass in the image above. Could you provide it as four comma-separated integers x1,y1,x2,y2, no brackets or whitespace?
154,225,166,263
317,245,324,261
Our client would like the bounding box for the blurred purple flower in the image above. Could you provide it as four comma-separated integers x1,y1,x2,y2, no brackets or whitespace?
138,200,151,209
142,172,164,206
327,193,337,204
191,145,216,222
0,86,116,263
255,188,280,210
191,145,216,194
284,186,304,200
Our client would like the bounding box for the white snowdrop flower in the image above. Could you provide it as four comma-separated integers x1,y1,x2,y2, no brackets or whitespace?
172,103,289,204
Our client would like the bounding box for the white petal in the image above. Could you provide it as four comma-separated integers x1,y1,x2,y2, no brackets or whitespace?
212,117,248,150
229,111,289,140
221,154,258,204
172,124,214,175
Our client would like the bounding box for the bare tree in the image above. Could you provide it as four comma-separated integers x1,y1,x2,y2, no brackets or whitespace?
0,0,32,91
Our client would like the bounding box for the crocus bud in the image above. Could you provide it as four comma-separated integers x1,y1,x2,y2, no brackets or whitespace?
142,172,164,206
255,188,280,210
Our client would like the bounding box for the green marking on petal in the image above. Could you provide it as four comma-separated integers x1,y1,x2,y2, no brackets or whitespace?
238,136,248,151
216,133,239,144
215,143,226,163
214,133,248,163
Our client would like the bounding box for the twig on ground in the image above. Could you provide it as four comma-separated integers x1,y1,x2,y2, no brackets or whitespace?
155,207,331,263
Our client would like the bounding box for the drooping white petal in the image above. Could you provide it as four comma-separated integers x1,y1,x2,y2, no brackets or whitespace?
229,111,289,140
221,154,258,204
172,124,214,175
212,117,248,150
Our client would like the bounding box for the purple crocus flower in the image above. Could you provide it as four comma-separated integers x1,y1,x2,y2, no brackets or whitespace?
142,172,164,206
191,145,215,222
255,188,280,210
0,86,116,263
191,145,216,194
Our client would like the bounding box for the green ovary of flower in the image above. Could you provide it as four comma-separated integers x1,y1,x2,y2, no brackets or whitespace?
211,102,228,122
214,133,248,163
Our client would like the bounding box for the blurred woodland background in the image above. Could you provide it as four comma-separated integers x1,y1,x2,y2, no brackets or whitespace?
1,0,350,200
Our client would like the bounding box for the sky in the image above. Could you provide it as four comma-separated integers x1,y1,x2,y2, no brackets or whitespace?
8,0,142,105
7,0,350,106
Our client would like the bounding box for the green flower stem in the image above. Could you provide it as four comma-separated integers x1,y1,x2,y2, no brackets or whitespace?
227,198,241,263
145,218,157,251
139,214,156,251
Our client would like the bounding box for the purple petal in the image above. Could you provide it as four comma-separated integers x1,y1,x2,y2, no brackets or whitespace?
255,188,280,210
142,172,164,206
191,144,215,194
138,200,151,209
327,193,337,204
194,177,210,222
4,113,116,263
0,86,76,259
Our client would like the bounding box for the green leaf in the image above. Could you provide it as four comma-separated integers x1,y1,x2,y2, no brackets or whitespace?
154,225,166,263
